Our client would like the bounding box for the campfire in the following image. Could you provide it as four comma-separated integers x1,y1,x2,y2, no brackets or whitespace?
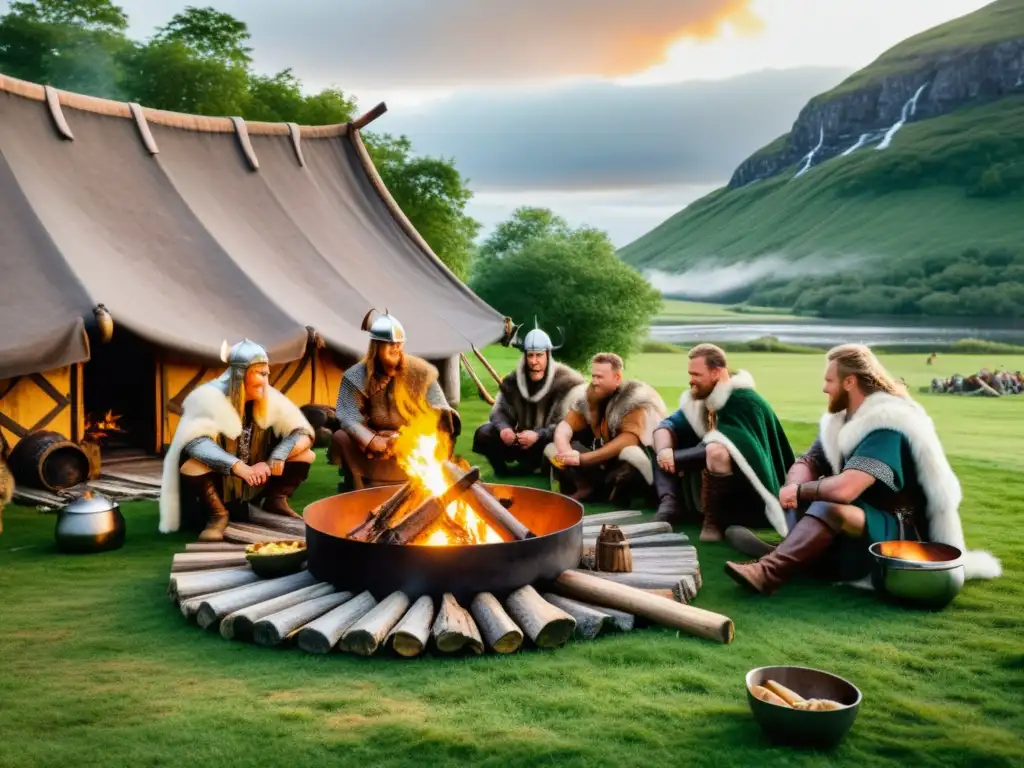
84,410,124,442
345,410,534,547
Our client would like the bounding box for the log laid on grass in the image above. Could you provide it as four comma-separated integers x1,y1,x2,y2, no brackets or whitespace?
180,586,243,618
253,591,354,647
432,593,483,654
171,566,259,601
386,595,436,657
171,551,248,572
340,591,412,656
469,592,523,653
554,570,733,644
581,509,643,526
581,521,672,540
220,583,336,640
296,591,377,654
583,571,698,603
583,532,689,550
184,541,249,553
222,524,296,545
247,506,307,537
195,570,318,629
504,585,576,649
541,593,617,641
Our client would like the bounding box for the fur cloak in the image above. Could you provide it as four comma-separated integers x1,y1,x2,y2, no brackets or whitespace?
818,391,1001,582
674,371,793,536
159,383,313,533
491,357,585,433
568,379,667,446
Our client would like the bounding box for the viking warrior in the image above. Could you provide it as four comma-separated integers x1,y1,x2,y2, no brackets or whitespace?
724,344,1002,595
331,310,460,489
544,352,666,503
159,339,316,542
473,320,584,476
651,344,795,544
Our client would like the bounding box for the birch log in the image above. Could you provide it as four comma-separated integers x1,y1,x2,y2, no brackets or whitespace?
295,591,377,654
340,592,412,656
184,542,249,553
386,595,436,657
246,506,307,537
431,593,483,653
504,585,576,649
220,583,336,640
171,551,248,572
253,591,354,646
541,593,633,639
169,566,257,601
195,570,317,629
469,592,523,653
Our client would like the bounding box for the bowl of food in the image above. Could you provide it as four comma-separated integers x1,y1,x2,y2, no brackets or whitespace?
745,666,861,749
868,540,964,610
245,540,307,578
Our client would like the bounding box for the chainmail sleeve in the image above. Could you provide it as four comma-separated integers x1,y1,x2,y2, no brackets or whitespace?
792,437,830,479
335,366,375,447
268,428,307,463
182,437,238,475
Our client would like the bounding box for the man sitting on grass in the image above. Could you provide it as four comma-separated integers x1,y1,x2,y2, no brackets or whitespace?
724,343,1002,595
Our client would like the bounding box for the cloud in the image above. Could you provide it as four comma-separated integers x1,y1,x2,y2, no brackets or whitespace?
374,67,851,191
644,252,854,297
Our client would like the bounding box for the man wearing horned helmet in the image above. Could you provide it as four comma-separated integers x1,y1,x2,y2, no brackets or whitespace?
472,319,585,476
330,309,461,489
159,339,316,542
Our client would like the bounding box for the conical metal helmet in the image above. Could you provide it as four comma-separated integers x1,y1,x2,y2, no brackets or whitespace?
517,317,563,353
361,308,406,343
219,338,270,369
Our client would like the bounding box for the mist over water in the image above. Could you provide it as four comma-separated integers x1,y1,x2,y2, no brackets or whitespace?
643,253,843,299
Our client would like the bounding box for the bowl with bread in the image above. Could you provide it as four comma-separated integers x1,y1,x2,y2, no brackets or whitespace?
245,540,307,578
745,665,861,749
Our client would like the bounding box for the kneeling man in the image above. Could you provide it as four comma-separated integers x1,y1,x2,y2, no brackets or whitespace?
725,344,1002,595
160,339,316,542
473,321,584,475
546,352,666,503
652,344,794,543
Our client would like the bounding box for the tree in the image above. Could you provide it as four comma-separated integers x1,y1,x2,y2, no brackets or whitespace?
151,5,251,67
365,133,479,280
477,206,571,263
470,225,661,368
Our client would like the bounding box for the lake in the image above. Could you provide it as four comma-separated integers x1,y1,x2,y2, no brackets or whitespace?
649,317,1024,347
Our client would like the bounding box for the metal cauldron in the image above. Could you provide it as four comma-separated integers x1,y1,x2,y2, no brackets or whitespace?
55,491,126,554
868,540,964,610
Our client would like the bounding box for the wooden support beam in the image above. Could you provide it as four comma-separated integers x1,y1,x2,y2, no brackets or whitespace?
459,353,495,405
351,101,387,131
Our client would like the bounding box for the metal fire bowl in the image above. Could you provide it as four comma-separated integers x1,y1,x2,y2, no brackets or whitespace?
304,484,584,602
868,540,965,610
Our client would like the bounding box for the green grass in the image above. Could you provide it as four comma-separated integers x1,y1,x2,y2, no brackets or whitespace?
653,299,799,324
1,349,1022,767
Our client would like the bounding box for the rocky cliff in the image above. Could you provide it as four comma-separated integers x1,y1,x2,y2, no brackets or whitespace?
729,38,1024,188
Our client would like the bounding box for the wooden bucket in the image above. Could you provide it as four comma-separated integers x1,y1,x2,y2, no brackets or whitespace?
7,431,90,492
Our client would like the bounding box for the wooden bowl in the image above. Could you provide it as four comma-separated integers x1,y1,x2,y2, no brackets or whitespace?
745,666,861,749
245,541,307,578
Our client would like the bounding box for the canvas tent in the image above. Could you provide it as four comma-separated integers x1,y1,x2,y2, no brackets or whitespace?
0,73,507,456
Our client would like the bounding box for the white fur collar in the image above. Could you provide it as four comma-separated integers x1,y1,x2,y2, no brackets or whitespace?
678,369,756,437
818,392,1001,581
515,354,556,403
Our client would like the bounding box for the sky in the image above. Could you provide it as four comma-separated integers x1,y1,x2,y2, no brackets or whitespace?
4,0,995,245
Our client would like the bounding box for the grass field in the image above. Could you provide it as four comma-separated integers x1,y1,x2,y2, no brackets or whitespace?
653,299,799,324
1,350,1022,767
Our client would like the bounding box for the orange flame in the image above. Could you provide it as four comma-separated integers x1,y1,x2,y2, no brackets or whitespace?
84,410,124,442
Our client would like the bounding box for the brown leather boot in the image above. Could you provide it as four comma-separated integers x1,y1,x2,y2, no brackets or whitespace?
261,461,311,519
183,474,230,542
724,526,776,558
652,463,682,524
699,469,732,542
724,512,839,595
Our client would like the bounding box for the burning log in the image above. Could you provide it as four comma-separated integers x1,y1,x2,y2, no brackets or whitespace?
595,525,632,572
377,468,480,546
553,570,733,644
254,591,354,647
345,482,418,542
195,571,318,629
469,592,523,653
386,595,436,657
169,566,258,601
340,591,412,655
504,585,576,649
443,462,535,541
431,593,484,654
296,591,377,654
220,583,337,640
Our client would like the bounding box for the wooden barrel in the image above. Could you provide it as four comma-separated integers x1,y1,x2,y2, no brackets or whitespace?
7,431,90,492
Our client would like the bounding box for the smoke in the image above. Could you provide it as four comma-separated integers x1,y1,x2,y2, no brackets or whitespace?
644,254,850,299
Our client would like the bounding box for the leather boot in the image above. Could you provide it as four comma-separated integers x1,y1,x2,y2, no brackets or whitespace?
723,505,841,595
724,509,799,558
699,469,732,542
262,461,311,519
607,461,643,507
183,473,230,542
652,463,682,523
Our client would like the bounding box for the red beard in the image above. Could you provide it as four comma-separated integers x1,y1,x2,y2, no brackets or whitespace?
828,389,849,414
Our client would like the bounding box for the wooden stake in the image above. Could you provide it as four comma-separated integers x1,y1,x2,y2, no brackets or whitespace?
295,591,377,654
195,571,317,629
386,595,436,657
340,591,411,656
220,583,336,640
471,344,503,386
459,353,495,405
253,591,354,647
470,592,523,653
554,570,733,644
504,585,576,649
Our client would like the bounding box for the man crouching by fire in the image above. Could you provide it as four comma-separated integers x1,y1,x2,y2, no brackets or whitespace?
723,344,1002,595
545,352,666,504
160,339,316,542
330,309,461,490
472,319,585,476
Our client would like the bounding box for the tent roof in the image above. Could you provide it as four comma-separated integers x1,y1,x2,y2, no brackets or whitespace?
0,74,506,380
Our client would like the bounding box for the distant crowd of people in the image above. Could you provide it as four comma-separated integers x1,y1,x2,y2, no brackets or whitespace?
931,368,1024,396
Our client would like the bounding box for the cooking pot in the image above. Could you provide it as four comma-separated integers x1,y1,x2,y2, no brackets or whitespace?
55,491,126,554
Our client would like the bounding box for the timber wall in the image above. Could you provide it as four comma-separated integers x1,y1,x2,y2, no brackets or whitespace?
0,364,82,453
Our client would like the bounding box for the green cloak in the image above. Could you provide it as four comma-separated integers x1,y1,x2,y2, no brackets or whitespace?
660,370,795,535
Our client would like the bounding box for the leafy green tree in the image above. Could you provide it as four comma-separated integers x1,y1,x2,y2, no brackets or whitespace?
471,225,661,368
151,5,251,67
477,206,572,263
295,85,357,125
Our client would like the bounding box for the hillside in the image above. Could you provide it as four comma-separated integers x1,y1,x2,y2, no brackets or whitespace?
619,0,1024,319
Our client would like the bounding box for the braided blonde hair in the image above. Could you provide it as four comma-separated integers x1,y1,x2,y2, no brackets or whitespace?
827,344,907,398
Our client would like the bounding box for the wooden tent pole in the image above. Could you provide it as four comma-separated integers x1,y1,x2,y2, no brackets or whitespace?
351,102,388,132
459,354,495,405
471,345,503,386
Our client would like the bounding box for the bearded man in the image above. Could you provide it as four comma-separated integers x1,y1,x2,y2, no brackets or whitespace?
473,322,584,476
651,344,794,544
331,310,460,490
160,339,316,542
544,352,666,504
724,344,1002,595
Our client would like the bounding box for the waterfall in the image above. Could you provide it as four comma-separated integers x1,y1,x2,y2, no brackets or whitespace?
876,83,928,150
793,124,825,178
840,133,872,156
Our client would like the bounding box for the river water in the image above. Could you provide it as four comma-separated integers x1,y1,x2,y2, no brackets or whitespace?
649,317,1024,348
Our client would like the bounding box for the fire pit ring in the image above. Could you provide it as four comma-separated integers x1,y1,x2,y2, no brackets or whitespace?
304,484,584,603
